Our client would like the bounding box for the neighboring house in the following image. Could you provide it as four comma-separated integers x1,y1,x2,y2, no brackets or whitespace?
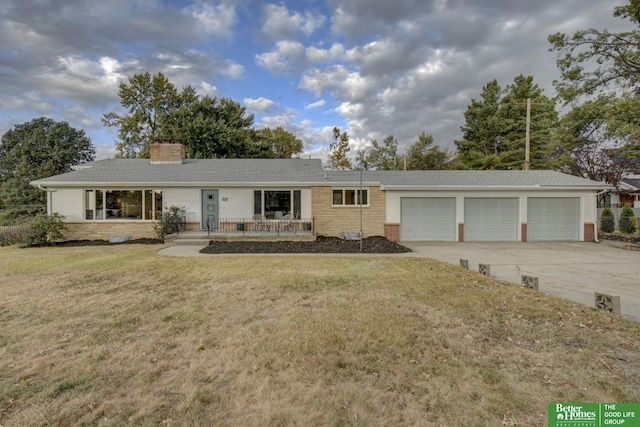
31,142,609,242
610,175,640,208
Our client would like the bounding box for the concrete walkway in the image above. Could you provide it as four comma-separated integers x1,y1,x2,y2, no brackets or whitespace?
403,241,640,322
158,240,640,322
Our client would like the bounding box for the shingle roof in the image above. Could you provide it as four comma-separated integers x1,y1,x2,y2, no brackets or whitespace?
32,158,326,186
621,178,640,191
325,169,609,189
31,158,609,189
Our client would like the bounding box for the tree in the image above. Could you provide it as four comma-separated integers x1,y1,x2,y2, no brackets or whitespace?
496,75,558,169
102,72,188,158
359,135,401,170
619,203,637,233
162,95,258,158
455,79,502,168
405,132,453,170
600,206,615,233
549,1,640,102
0,117,95,223
327,127,352,170
254,127,303,158
551,94,640,186
455,75,557,170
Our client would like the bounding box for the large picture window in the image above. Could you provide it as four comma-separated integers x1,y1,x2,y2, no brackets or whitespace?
332,188,368,206
85,189,163,220
254,190,302,219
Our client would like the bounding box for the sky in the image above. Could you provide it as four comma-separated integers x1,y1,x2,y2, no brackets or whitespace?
0,0,632,161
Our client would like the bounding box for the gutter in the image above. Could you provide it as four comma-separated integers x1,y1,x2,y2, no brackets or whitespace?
37,185,56,215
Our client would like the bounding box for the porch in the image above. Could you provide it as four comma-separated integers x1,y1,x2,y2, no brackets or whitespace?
166,217,316,244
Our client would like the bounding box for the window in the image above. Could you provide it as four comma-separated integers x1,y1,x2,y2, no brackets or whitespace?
254,190,302,219
332,188,368,206
84,189,163,220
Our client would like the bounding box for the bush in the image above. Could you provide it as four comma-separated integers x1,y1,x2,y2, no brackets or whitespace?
619,204,637,234
600,206,615,233
22,213,67,247
153,205,185,241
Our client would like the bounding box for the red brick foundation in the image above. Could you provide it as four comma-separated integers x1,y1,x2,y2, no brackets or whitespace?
384,223,400,242
458,223,464,242
521,223,527,242
584,222,595,242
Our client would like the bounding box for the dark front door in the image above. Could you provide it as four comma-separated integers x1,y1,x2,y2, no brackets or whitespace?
202,190,219,230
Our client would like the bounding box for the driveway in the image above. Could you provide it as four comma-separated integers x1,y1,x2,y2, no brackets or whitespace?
403,241,640,322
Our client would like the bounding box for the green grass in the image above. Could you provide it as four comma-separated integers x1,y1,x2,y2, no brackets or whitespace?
0,244,639,426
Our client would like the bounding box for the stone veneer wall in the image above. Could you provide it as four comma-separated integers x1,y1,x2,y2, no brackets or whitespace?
62,222,156,241
311,186,386,237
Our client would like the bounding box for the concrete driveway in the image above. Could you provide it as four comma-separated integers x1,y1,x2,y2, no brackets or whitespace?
403,241,640,322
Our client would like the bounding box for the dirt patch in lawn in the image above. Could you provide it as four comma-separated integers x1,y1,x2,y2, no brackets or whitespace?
200,235,412,254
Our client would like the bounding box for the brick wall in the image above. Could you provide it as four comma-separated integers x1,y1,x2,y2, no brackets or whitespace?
150,142,184,164
458,223,464,242
584,222,595,242
311,186,386,237
521,223,528,242
62,222,156,241
384,223,400,242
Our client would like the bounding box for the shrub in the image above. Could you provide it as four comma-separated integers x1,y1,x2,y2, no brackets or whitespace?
600,206,615,233
153,205,185,241
22,213,67,247
619,204,637,234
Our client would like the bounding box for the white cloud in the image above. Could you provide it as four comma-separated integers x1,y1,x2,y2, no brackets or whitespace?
198,82,218,96
300,66,376,101
183,3,237,39
261,4,325,40
255,40,306,74
244,97,278,112
305,100,326,110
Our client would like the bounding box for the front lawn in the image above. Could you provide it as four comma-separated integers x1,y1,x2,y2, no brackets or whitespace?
1,245,638,426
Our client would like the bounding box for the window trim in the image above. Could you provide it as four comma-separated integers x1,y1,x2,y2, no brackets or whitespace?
331,187,369,207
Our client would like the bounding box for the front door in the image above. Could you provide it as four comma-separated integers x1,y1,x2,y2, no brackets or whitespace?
202,190,219,230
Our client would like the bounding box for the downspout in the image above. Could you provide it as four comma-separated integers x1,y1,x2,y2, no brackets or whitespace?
37,185,56,215
593,189,609,243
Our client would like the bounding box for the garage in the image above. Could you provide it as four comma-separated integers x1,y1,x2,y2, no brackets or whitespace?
464,198,518,241
401,197,455,241
527,197,580,241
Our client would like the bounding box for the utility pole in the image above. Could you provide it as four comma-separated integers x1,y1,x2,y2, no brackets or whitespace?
516,98,545,170
525,98,531,170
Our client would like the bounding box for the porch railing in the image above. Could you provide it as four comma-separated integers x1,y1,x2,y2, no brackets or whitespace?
205,217,314,236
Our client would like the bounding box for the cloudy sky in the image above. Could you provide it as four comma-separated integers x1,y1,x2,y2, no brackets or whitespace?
0,0,631,160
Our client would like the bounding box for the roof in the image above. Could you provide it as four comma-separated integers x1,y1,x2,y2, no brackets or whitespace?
325,169,609,189
31,158,609,190
620,177,640,191
32,158,326,187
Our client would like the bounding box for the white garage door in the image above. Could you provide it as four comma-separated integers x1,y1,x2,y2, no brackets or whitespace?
401,198,455,241
527,198,579,241
464,198,518,241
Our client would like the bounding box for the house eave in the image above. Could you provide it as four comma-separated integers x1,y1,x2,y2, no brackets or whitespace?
379,184,611,191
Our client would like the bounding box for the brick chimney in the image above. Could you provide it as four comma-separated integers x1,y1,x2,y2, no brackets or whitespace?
150,140,185,164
